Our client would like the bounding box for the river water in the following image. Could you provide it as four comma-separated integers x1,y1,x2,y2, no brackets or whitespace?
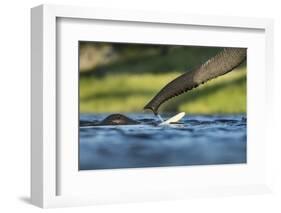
79,113,246,170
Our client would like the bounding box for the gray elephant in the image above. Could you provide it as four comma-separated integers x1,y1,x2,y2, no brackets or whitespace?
83,48,246,126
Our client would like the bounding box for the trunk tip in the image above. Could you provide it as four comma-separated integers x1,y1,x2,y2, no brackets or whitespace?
144,104,158,115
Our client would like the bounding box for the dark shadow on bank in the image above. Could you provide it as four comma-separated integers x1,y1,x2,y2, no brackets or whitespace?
80,46,224,78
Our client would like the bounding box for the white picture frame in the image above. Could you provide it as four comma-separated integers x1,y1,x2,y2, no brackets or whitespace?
31,4,274,208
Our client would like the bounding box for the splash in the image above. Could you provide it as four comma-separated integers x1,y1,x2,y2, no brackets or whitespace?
157,114,164,122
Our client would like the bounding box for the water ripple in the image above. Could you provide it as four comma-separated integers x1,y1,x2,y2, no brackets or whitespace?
79,113,247,170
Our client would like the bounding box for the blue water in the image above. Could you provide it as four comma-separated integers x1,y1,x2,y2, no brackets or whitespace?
79,113,246,170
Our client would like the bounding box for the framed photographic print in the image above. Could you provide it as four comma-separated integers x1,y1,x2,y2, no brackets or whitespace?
31,4,274,208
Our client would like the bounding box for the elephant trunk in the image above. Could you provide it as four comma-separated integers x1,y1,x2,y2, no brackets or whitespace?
144,48,247,115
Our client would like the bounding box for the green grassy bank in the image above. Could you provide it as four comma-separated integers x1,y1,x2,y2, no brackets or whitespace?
80,67,246,114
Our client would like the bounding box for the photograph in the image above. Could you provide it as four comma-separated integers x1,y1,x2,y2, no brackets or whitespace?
79,42,247,170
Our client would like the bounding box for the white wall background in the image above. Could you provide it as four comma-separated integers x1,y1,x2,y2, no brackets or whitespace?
0,0,280,212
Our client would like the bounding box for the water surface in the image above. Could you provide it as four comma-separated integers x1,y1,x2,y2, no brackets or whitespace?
79,113,246,170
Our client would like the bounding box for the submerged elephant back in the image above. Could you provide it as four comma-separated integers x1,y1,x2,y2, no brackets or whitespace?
99,114,140,125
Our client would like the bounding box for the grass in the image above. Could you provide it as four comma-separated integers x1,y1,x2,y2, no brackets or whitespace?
80,67,246,114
